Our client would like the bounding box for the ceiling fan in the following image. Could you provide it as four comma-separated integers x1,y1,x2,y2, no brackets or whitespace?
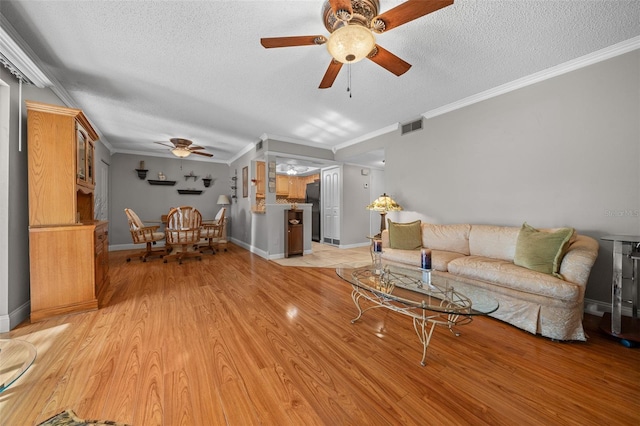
155,138,214,158
260,0,454,89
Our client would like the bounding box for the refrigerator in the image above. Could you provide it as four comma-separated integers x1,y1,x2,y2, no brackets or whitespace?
305,180,321,242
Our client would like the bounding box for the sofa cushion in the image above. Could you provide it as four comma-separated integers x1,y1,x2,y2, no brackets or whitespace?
381,248,420,268
387,220,422,250
468,225,520,261
381,248,466,272
448,256,580,302
514,223,574,277
421,223,471,255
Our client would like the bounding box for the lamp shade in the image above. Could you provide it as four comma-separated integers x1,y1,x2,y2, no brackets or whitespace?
326,24,376,63
366,193,403,212
171,147,191,158
217,194,231,205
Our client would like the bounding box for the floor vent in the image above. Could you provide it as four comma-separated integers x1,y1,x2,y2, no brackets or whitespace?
401,118,423,135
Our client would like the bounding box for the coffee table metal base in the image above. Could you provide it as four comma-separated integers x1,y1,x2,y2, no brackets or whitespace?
0,339,37,392
349,285,470,366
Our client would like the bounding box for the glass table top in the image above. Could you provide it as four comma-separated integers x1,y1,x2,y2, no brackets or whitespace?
0,338,37,393
336,264,499,316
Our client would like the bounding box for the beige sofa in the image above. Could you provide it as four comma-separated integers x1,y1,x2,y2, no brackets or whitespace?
380,223,599,341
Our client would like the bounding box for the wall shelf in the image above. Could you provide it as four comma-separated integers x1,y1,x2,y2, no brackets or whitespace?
177,189,203,195
135,169,148,179
148,180,176,186
184,175,199,181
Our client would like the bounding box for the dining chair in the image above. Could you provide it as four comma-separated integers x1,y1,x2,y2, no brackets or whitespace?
124,208,167,262
200,207,226,253
163,206,203,264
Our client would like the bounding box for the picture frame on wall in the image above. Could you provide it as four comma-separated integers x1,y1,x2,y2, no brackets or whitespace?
242,166,248,197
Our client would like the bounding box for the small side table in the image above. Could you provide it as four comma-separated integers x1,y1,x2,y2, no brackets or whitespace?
600,235,640,346
366,235,383,265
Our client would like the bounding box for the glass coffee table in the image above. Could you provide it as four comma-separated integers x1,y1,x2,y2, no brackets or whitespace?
336,264,499,366
0,338,37,393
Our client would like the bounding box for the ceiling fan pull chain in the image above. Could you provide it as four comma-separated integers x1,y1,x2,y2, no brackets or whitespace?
347,63,352,98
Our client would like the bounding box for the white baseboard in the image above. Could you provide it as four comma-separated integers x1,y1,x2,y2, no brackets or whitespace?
109,242,167,251
339,242,370,249
0,300,30,332
229,237,270,259
584,298,635,317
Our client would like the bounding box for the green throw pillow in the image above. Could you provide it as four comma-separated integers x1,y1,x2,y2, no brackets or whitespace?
514,222,574,278
387,219,422,250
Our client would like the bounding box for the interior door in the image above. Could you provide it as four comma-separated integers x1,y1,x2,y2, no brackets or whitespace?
95,159,109,221
322,166,340,245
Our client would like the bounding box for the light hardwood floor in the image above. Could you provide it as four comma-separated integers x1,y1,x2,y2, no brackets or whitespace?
1,244,639,425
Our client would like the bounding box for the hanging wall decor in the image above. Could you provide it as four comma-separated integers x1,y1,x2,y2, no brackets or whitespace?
242,166,248,198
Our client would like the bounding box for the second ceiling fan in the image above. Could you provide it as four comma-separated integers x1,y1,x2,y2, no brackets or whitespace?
260,0,454,89
155,138,213,158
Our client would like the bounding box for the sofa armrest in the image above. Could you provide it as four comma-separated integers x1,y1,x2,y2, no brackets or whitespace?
381,229,391,248
559,235,599,286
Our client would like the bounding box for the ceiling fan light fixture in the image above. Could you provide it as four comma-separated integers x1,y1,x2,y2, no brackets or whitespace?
171,146,191,158
326,24,375,64
286,165,298,175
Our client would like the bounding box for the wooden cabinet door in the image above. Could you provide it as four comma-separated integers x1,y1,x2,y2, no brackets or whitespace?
289,177,299,199
256,161,265,197
76,123,96,190
94,223,109,298
288,225,303,255
276,175,289,196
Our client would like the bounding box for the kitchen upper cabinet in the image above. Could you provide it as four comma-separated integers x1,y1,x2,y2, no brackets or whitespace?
256,161,265,198
276,175,289,196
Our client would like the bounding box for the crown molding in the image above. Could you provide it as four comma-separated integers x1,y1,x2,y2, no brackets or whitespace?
261,132,335,152
423,36,640,120
0,13,115,152
333,122,399,152
0,14,50,87
227,142,258,165
332,36,640,154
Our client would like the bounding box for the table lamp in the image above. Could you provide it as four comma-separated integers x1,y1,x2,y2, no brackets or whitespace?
366,193,403,236
217,194,231,206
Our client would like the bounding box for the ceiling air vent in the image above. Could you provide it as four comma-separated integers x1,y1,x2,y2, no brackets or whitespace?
255,140,263,151
401,118,423,135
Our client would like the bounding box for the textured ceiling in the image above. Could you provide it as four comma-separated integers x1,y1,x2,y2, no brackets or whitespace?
1,1,639,164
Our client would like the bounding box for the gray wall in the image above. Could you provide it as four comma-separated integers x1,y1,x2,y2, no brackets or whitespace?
109,153,230,247
228,148,262,251
339,50,640,306
229,138,337,256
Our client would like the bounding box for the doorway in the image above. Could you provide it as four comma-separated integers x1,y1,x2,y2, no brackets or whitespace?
322,166,341,245
95,159,109,221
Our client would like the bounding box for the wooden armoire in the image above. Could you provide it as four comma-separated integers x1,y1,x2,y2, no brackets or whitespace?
26,101,109,322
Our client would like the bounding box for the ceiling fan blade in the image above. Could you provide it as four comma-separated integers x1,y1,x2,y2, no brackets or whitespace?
373,0,454,33
260,35,327,48
191,150,213,157
154,141,175,148
189,145,205,150
319,60,343,89
170,137,193,146
328,0,353,17
368,45,412,76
